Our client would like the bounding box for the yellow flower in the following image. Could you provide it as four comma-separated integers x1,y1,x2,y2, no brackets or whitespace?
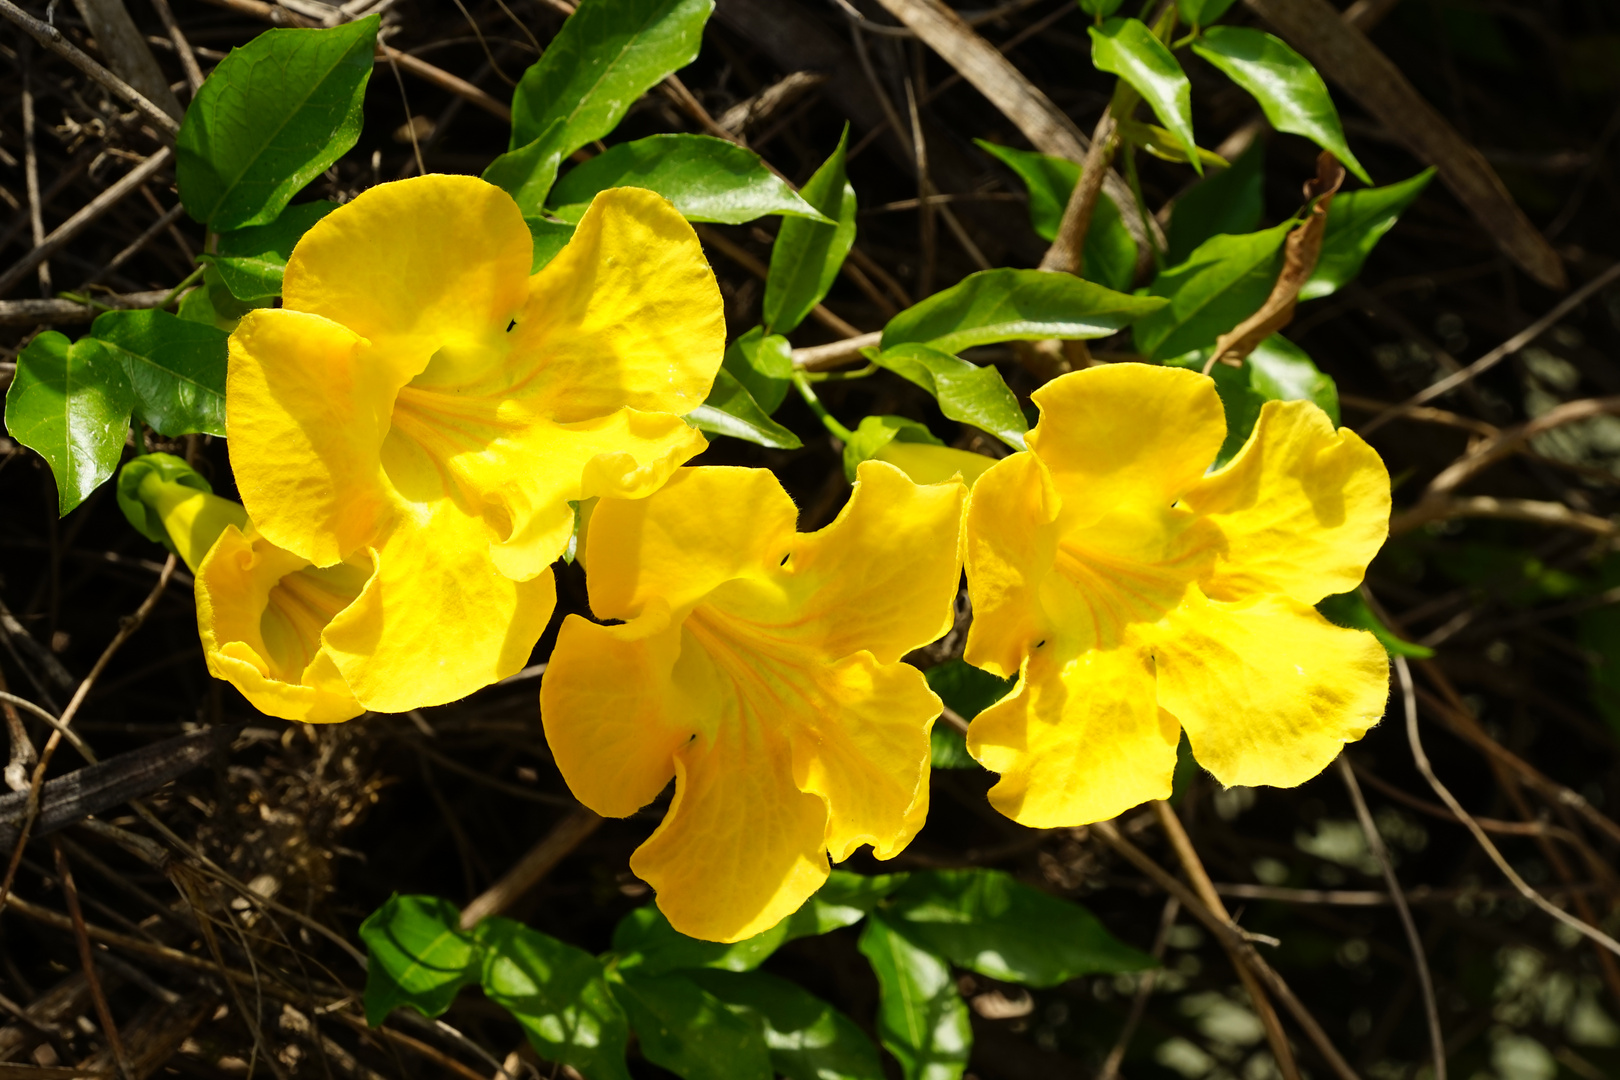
117,455,367,723
541,462,966,942
225,175,724,711
963,363,1391,828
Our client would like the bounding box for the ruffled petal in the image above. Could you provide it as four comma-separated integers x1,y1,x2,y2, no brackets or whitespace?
1028,363,1225,528
968,629,1174,828
963,452,1060,679
778,461,966,665
195,525,366,724
507,187,726,422
1184,400,1391,605
540,606,694,818
1154,587,1389,789
281,174,532,354
227,310,419,566
583,467,798,623
321,498,558,712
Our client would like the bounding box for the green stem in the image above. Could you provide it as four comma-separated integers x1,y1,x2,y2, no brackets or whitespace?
792,372,855,443
1123,145,1164,272
799,363,878,383
160,265,206,309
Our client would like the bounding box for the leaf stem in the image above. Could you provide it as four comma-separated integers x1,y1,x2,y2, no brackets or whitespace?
792,372,854,443
160,266,206,310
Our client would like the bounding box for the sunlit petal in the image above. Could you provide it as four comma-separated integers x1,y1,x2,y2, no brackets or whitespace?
963,452,1060,679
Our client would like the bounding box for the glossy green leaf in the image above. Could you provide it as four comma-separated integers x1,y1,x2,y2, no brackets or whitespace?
1192,27,1371,184
1176,0,1238,27
1166,140,1264,265
925,660,1012,771
90,309,229,437
841,415,942,483
1133,220,1293,360
610,971,773,1080
1090,18,1199,171
526,216,578,273
870,344,1027,450
765,127,858,334
357,895,480,1027
883,268,1165,355
1319,591,1434,659
176,264,269,333
858,913,972,1080
883,870,1154,987
722,327,793,414
510,0,712,153
484,119,567,217
1166,334,1337,465
1302,168,1435,300
688,369,803,449
4,333,131,515
691,970,886,1080
972,141,1136,291
176,17,378,230
549,134,827,225
1080,0,1125,15
209,201,338,301
475,918,632,1080
611,871,894,978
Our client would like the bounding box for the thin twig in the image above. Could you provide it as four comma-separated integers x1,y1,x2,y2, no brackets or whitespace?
1040,106,1116,276
52,840,134,1080
460,807,603,929
1097,896,1179,1080
21,40,51,297
150,0,205,93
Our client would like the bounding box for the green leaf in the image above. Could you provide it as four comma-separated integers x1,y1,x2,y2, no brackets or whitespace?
89,309,229,437
475,918,632,1080
925,660,1012,770
869,344,1027,451
883,268,1165,355
484,120,568,217
611,871,894,978
176,264,270,332
1318,591,1434,659
610,971,773,1080
1176,0,1238,27
689,970,886,1080
4,333,132,515
971,141,1136,291
1090,18,1199,172
1166,140,1265,265
857,913,972,1080
722,327,793,414
176,17,378,230
209,201,338,301
1302,169,1435,300
841,415,942,484
510,0,712,154
688,369,803,449
357,895,480,1027
765,127,858,335
883,870,1155,987
549,134,827,225
1192,27,1371,184
1133,221,1293,360
1115,118,1230,170
526,216,578,273
1080,0,1125,15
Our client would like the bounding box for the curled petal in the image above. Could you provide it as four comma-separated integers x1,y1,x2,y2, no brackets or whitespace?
196,526,366,724
322,499,558,712
963,452,1060,679
1155,588,1389,789
968,637,1175,828
1028,364,1225,528
1184,400,1391,605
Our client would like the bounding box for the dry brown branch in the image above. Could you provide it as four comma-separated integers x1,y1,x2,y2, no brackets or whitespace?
460,806,603,928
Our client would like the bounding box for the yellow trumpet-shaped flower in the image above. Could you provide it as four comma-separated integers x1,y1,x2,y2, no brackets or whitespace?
541,463,967,942
225,175,724,711
964,363,1391,828
117,455,373,723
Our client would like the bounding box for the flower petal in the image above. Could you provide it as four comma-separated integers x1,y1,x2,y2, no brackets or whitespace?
1184,400,1391,605
1154,587,1389,789
1028,363,1225,527
227,309,416,566
196,525,366,724
541,607,694,818
968,639,1175,828
583,466,799,622
963,452,1060,679
781,460,966,665
281,174,532,353
509,187,726,422
875,441,997,487
322,498,558,712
